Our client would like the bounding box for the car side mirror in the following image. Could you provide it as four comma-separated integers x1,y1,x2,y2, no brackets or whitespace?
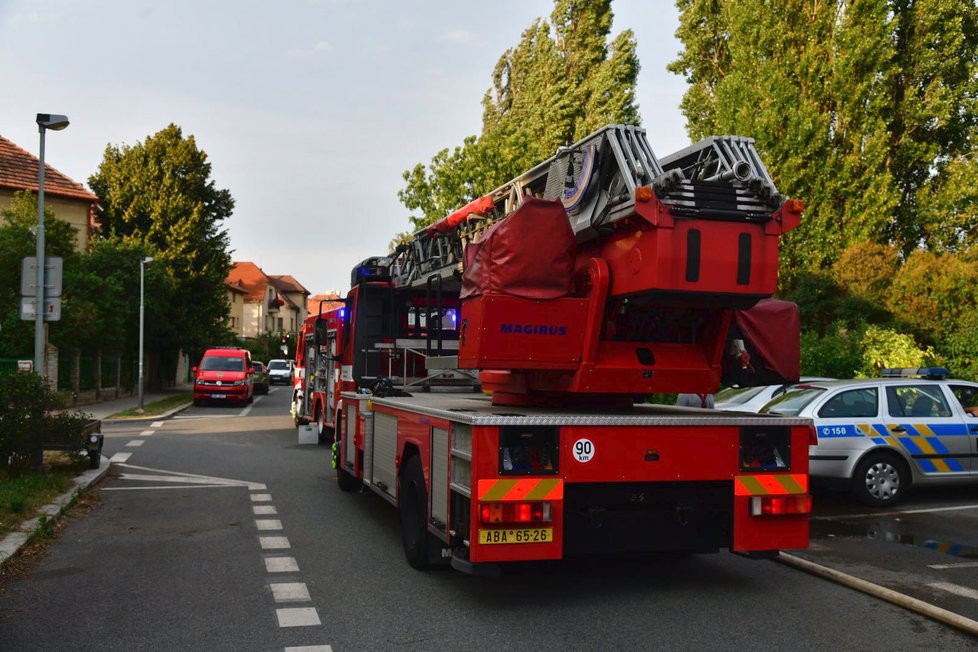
248,367,255,374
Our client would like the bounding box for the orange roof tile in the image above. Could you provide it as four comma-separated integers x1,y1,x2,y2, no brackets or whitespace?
0,133,98,202
227,261,271,302
269,275,309,295
308,292,343,315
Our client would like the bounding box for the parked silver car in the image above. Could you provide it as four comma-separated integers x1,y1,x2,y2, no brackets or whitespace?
759,368,978,507
715,377,833,413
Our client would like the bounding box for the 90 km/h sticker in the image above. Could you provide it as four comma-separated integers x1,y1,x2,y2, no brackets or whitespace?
573,438,594,462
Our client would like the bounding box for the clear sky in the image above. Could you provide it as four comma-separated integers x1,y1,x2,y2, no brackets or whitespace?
0,0,689,296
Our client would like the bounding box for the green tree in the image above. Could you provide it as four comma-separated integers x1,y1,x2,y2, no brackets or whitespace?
88,124,234,385
0,191,80,356
670,1,978,274
400,0,640,229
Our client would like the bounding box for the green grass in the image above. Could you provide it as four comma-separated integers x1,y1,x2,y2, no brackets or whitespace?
0,460,85,537
108,393,192,419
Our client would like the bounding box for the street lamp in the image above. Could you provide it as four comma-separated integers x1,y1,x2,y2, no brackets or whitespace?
34,113,69,378
138,256,154,413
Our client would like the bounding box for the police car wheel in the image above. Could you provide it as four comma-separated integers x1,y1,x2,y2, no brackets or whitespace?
852,452,909,507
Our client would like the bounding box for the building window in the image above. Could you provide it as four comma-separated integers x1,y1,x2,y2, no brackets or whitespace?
278,317,283,330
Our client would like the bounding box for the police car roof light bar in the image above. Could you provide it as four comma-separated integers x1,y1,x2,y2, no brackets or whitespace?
881,367,949,379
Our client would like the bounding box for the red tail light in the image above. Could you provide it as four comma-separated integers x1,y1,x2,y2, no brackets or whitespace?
809,425,818,446
750,494,811,516
479,501,552,524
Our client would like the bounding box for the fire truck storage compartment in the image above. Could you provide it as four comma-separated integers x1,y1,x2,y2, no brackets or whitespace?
430,427,449,533
563,481,733,555
371,412,397,500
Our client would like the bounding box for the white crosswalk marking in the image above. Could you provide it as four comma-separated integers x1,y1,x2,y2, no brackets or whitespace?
125,440,145,447
253,505,277,515
139,430,154,437
256,519,283,531
109,452,131,463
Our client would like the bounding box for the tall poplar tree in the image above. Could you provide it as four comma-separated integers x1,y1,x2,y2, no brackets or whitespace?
400,0,640,229
669,0,978,272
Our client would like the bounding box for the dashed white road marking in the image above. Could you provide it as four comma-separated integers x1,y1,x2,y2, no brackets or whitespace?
276,607,321,628
139,430,154,437
151,421,164,428
928,582,978,600
270,583,310,602
284,646,332,652
110,452,132,463
265,557,299,573
251,493,273,502
126,440,145,447
253,505,278,515
256,519,283,531
929,561,978,570
260,536,291,550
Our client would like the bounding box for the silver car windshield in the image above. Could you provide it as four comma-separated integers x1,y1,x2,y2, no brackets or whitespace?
760,387,825,416
715,385,767,405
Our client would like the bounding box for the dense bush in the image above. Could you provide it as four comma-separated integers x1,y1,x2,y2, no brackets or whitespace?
0,373,91,476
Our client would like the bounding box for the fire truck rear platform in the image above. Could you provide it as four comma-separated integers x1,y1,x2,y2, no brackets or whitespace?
338,390,812,574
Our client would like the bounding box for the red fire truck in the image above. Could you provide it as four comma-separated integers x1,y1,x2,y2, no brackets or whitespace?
319,125,812,573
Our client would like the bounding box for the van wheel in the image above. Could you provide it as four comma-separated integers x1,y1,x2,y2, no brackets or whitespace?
852,451,910,507
399,456,430,569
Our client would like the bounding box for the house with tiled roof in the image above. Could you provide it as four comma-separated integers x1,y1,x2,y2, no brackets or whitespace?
226,262,310,339
226,282,248,333
269,275,310,333
0,133,99,250
307,292,343,317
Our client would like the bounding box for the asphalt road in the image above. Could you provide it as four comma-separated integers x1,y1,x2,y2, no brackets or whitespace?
1,387,976,651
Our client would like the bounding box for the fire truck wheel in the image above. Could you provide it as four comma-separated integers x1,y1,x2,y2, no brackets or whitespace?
399,455,430,569
851,451,910,507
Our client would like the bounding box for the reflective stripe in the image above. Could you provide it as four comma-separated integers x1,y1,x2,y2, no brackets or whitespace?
734,473,808,496
478,478,563,501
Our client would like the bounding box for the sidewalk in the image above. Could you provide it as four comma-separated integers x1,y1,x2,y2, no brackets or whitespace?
75,384,193,420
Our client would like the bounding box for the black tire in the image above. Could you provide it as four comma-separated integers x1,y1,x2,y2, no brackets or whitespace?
851,451,911,507
399,455,430,569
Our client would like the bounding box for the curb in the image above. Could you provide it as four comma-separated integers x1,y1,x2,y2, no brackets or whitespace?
778,552,978,637
0,456,111,568
102,401,193,424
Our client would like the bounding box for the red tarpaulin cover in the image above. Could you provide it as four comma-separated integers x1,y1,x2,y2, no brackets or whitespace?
734,298,801,383
460,198,576,300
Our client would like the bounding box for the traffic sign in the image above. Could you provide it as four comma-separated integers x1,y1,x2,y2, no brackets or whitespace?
17,360,33,373
20,296,61,321
20,256,63,297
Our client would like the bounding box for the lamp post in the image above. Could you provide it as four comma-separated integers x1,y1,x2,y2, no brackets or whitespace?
138,256,154,413
34,113,69,378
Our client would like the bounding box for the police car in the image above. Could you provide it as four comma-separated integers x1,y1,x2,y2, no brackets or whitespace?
759,368,978,507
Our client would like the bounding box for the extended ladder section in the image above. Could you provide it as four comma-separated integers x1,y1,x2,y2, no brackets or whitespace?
389,124,784,290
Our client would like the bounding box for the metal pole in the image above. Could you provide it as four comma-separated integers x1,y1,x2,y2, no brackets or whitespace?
34,127,46,378
138,260,146,412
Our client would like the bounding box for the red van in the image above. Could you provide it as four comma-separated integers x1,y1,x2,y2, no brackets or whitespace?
192,347,255,406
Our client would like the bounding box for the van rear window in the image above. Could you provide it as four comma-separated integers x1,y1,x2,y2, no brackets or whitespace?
201,356,244,371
